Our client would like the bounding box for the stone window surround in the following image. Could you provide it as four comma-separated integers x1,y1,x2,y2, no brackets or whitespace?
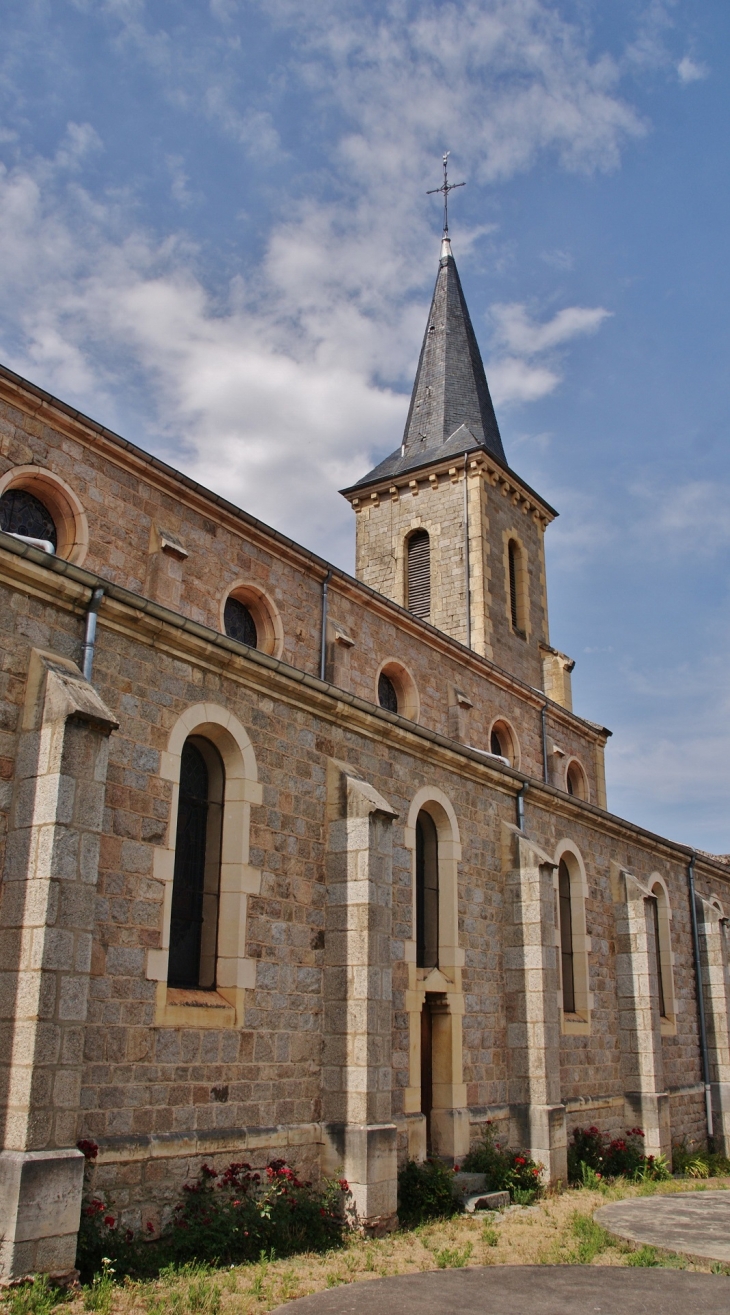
554,839,592,1037
220,581,284,658
487,715,521,770
648,872,678,1037
0,465,88,565
403,786,468,1163
374,658,420,724
565,756,590,802
145,702,263,1028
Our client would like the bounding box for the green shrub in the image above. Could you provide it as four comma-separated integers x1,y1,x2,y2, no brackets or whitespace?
397,1159,461,1228
76,1159,349,1282
672,1140,730,1178
2,1276,67,1315
461,1122,543,1202
567,1125,670,1184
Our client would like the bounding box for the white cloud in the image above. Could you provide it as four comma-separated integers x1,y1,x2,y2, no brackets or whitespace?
54,122,103,171
484,302,612,405
490,302,612,356
631,480,730,556
0,2,651,562
677,55,709,84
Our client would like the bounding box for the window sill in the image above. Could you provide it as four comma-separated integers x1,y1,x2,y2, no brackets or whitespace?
561,1011,591,1036
154,984,237,1029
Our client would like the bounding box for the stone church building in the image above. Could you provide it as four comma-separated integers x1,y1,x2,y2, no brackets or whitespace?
0,232,729,1278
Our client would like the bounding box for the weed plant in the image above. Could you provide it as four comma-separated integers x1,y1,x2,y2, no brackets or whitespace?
397,1159,461,1227
461,1122,543,1202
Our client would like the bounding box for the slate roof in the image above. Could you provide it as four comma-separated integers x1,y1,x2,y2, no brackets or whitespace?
347,239,506,491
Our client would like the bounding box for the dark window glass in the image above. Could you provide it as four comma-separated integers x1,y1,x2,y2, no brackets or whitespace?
378,672,398,713
407,529,431,619
224,596,257,648
566,770,574,795
490,729,503,757
558,858,576,1014
651,895,667,1019
168,739,224,989
416,810,439,970
508,539,524,635
0,488,57,548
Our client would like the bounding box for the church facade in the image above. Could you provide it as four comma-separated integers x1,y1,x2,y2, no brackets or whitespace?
0,234,728,1277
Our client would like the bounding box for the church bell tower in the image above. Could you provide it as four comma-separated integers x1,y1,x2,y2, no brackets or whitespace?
341,232,561,693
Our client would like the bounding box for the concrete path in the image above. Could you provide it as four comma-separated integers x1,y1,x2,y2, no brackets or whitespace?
595,1190,730,1263
271,1266,730,1314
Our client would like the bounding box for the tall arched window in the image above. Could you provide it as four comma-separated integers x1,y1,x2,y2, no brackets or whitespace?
647,878,676,1032
407,529,431,620
649,886,668,1020
416,809,439,969
168,736,224,989
558,858,575,1014
508,538,527,636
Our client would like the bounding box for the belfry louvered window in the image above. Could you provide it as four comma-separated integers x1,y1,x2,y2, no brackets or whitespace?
407,529,431,620
508,538,525,636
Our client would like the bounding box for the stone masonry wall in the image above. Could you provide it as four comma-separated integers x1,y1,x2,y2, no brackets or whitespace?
0,553,726,1227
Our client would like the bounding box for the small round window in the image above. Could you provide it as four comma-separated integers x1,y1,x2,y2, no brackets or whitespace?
220,584,282,658
224,596,258,649
378,672,398,713
375,661,419,722
0,488,57,550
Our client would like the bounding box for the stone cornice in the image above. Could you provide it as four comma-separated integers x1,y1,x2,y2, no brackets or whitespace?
0,356,602,743
341,445,557,526
0,536,727,889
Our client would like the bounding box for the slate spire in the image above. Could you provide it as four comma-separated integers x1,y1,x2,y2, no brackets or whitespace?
348,238,506,491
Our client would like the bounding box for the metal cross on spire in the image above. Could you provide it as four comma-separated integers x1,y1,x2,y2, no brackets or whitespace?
427,152,465,235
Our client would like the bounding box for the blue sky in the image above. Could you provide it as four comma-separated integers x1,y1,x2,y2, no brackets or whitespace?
1,1,728,850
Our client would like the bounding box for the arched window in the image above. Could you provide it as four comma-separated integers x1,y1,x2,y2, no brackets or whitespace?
566,759,588,801
416,810,439,969
488,718,519,768
507,538,525,636
555,843,591,1034
407,529,431,620
645,878,676,1031
558,858,575,1014
224,595,258,648
0,487,57,550
168,736,224,990
378,671,398,713
649,893,666,1018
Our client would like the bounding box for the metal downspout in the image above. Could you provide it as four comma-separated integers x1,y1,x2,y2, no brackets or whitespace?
319,568,332,682
516,781,528,832
688,852,714,1141
463,452,471,650
81,587,105,681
